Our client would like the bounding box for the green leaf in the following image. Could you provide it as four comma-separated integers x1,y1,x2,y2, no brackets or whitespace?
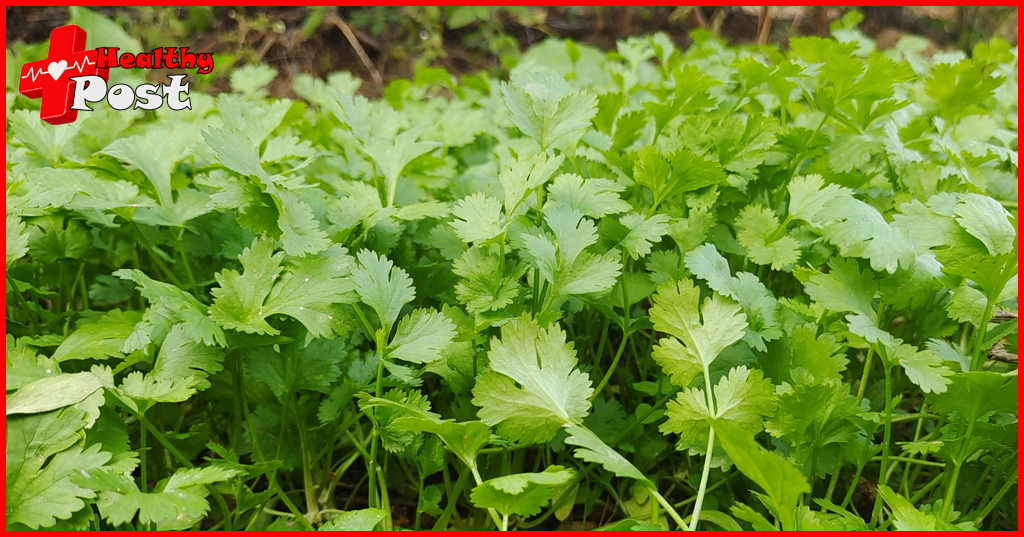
101,126,200,211
471,314,593,445
563,425,652,487
247,337,344,396
521,207,621,298
6,372,107,416
7,409,109,529
501,70,597,149
887,344,953,395
499,152,564,214
712,419,809,531
800,257,877,318
661,366,777,462
953,193,1015,256
394,418,492,467
470,466,575,517
546,174,629,219
735,205,801,270
51,310,142,362
387,308,456,364
927,371,1016,421
96,466,239,528
877,485,959,531
319,508,388,531
684,244,782,351
649,278,748,376
450,193,504,245
6,214,29,266
211,239,354,337
350,249,416,331
616,213,670,260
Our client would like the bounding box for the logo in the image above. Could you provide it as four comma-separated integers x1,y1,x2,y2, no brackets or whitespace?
19,24,214,125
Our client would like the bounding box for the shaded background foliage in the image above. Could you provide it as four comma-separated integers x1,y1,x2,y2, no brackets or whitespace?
6,5,1019,99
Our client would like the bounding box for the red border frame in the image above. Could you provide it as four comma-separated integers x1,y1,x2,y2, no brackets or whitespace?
0,2,1019,532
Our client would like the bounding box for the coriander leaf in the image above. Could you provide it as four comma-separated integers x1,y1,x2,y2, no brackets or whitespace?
735,205,801,270
877,485,959,531
887,344,952,394
470,466,575,518
247,338,344,396
661,366,777,462
450,193,504,245
546,174,629,219
617,213,670,260
649,278,748,370
471,314,593,445
7,410,109,529
800,257,877,319
350,249,416,331
501,69,597,150
6,373,107,416
563,425,653,487
319,508,388,531
387,308,456,364
953,193,1015,256
51,310,142,362
712,419,809,531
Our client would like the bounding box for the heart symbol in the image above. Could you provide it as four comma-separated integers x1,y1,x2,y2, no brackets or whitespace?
47,60,68,81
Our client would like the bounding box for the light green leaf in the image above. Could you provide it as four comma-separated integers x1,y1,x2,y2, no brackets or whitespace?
350,249,416,331
320,508,388,531
471,314,593,445
713,419,809,531
52,310,141,362
6,373,107,416
470,466,575,517
387,308,456,364
649,278,748,370
564,425,652,487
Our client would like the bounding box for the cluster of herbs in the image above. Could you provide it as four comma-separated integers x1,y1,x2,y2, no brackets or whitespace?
5,18,1019,532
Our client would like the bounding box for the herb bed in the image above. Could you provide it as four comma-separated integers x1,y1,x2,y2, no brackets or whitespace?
5,20,1019,532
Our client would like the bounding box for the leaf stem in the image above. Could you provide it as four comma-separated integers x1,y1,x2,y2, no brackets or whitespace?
970,299,996,371
689,363,717,531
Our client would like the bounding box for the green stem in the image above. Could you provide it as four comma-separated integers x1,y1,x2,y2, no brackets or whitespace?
116,399,240,530
175,231,200,298
139,410,148,494
7,274,40,333
869,455,943,468
941,417,976,519
432,466,470,531
973,468,1017,525
650,489,688,530
469,464,505,529
970,300,996,371
871,363,894,527
689,364,717,531
591,333,628,402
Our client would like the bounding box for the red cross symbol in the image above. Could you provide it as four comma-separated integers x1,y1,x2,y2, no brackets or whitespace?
18,25,109,125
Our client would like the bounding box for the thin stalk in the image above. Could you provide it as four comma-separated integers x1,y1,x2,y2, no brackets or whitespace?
970,299,996,371
290,396,319,519
139,411,148,493
469,464,505,529
432,467,470,531
377,467,393,530
650,489,688,530
941,418,976,519
115,400,239,530
870,455,943,468
871,363,894,527
973,468,1017,524
7,274,40,333
689,364,717,531
175,231,200,298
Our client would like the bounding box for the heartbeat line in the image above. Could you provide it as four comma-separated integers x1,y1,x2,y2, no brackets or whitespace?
21,56,96,82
